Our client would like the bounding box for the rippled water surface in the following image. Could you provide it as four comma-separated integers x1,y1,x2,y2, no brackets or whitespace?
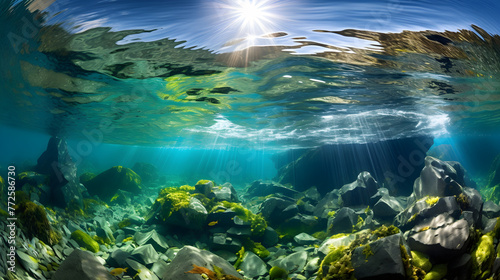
1,0,499,148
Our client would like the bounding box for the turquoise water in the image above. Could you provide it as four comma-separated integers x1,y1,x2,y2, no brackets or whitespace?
2,1,500,280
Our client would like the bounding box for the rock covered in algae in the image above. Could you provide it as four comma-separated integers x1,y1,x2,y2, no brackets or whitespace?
71,230,100,253
83,166,142,201
17,201,59,245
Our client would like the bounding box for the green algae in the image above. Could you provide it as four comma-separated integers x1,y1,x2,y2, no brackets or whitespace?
269,266,288,280
71,230,100,253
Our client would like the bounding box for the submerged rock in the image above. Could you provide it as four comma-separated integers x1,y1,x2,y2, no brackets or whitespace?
53,249,115,280
412,156,465,200
239,251,268,278
408,218,470,262
83,166,142,202
160,245,243,280
33,136,84,208
273,136,433,195
245,180,300,198
339,171,378,207
352,234,406,280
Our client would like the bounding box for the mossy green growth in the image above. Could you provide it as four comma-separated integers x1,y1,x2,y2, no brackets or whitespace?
411,251,432,272
372,225,401,239
219,201,252,221
234,247,245,269
312,231,329,240
401,245,426,280
17,201,58,245
71,230,100,253
423,264,447,280
425,196,440,207
156,189,191,220
362,244,374,260
471,235,495,280
196,179,212,185
327,211,336,218
118,218,132,228
242,238,270,259
250,214,267,238
269,266,288,280
317,246,355,280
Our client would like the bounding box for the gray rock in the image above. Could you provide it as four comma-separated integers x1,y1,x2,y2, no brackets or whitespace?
294,233,319,246
227,227,252,237
395,196,461,231
130,244,159,265
313,190,341,218
134,229,169,253
370,188,389,206
195,180,215,197
213,182,239,202
210,233,242,252
17,251,39,271
327,207,358,234
282,204,300,220
107,249,131,268
262,226,279,248
271,251,308,273
215,250,238,263
412,156,464,200
150,259,169,279
260,197,295,225
33,136,84,208
53,249,115,280
408,219,470,262
305,257,320,273
482,216,498,233
461,187,483,226
304,187,321,202
373,195,404,219
339,171,378,207
483,200,500,219
352,234,405,280
161,245,243,280
126,258,159,280
239,251,268,278
164,197,208,230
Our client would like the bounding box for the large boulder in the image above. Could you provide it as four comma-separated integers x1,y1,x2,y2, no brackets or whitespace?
160,246,243,280
327,207,358,234
245,180,300,198
339,171,378,207
412,156,465,200
83,166,142,201
373,195,404,220
53,249,115,280
352,233,406,280
33,136,84,208
273,136,433,195
408,218,471,262
259,197,295,225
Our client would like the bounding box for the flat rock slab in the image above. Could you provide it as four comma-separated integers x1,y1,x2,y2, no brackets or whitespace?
53,249,115,280
161,245,243,280
408,219,470,261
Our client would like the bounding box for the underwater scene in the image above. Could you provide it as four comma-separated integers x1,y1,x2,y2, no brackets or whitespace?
1,0,500,279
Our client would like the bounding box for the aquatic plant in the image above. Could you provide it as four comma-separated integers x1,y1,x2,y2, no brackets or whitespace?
411,251,432,272
425,196,440,206
317,245,355,280
372,225,400,239
242,238,270,259
362,245,373,260
401,245,426,280
234,247,245,269
471,235,495,280
70,230,100,253
269,266,288,280
423,264,447,280
16,201,59,245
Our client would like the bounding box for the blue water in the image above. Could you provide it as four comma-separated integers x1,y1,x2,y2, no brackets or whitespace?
1,0,499,186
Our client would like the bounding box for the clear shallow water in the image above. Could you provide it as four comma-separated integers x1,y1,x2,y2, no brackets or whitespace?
0,0,499,149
